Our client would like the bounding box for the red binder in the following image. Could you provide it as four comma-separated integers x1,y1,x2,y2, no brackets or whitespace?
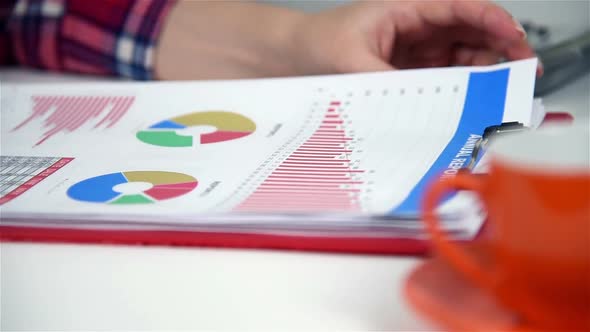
0,113,574,255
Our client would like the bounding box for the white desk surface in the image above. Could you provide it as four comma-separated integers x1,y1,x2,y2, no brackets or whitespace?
1,68,588,330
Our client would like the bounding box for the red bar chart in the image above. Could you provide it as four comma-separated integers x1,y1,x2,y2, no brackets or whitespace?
12,95,135,146
236,101,364,212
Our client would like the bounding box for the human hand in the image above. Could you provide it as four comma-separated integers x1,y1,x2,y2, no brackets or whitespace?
154,1,541,80
292,0,542,76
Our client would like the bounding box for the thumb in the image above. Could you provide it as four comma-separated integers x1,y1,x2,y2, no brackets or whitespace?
336,51,395,73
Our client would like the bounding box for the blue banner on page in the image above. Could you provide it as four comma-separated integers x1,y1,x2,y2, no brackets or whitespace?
389,68,510,216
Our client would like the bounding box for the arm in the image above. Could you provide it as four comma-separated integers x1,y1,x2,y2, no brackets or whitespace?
155,0,540,80
4,0,540,80
154,1,304,80
5,0,175,79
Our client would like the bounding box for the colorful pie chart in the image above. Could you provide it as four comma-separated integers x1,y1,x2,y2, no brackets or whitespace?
136,111,256,147
67,171,198,204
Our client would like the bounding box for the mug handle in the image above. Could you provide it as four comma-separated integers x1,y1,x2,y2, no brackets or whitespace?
421,173,498,292
422,173,569,327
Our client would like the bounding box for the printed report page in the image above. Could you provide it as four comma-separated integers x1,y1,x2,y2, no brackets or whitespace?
1,59,537,231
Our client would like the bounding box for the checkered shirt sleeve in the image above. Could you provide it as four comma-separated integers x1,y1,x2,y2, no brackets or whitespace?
5,0,175,80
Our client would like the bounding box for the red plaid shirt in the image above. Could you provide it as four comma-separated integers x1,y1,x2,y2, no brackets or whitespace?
1,0,175,80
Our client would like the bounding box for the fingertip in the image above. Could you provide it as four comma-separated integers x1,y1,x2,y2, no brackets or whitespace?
453,47,474,66
337,53,395,73
511,16,527,40
472,51,502,66
485,4,524,42
503,40,536,62
536,59,544,77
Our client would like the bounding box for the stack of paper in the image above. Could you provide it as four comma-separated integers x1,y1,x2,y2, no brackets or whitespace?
0,59,538,241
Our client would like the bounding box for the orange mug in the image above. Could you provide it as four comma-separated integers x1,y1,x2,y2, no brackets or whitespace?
422,124,590,329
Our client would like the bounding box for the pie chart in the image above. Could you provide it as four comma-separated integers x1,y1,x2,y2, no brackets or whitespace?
136,111,256,147
67,171,198,204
